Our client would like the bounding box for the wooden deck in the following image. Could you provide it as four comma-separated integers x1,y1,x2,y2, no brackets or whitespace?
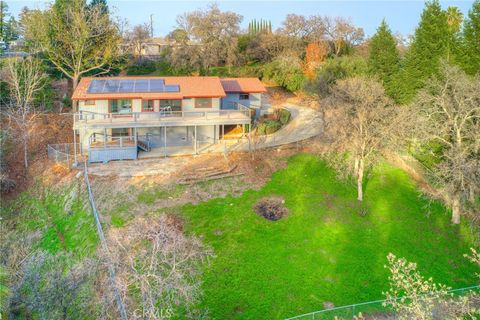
74,109,251,129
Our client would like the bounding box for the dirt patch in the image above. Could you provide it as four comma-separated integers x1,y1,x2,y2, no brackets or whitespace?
254,196,288,221
163,213,184,232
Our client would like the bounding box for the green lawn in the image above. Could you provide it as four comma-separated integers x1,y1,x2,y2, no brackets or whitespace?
2,188,98,260
180,154,479,319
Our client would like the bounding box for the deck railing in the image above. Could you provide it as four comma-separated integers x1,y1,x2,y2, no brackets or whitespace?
74,105,251,126
88,133,137,149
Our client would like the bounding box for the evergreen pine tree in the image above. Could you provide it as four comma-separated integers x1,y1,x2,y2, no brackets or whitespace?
458,0,480,75
89,0,109,14
368,19,400,96
392,0,450,104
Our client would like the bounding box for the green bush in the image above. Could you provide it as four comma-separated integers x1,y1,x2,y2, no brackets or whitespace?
310,55,368,95
261,55,305,92
257,120,282,135
126,59,157,75
276,108,291,125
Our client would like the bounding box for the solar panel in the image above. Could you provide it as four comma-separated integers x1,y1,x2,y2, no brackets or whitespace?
165,85,180,92
104,80,120,93
149,79,165,92
134,79,149,92
88,79,105,93
118,80,135,92
87,79,181,94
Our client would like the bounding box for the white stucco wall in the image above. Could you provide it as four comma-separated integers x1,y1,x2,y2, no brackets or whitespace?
78,100,109,114
79,98,221,114
221,92,262,109
182,97,220,112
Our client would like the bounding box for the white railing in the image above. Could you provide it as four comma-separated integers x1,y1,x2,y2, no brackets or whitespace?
74,105,251,126
88,133,136,149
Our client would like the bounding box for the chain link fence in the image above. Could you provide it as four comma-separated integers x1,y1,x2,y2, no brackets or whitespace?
47,143,80,168
286,285,480,320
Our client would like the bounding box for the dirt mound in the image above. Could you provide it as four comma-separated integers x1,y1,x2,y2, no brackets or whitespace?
254,196,288,221
164,213,184,232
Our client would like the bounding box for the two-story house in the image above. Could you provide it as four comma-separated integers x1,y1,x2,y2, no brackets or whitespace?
72,76,267,162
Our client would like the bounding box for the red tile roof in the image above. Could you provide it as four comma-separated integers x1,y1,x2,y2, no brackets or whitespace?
72,76,227,100
220,78,267,93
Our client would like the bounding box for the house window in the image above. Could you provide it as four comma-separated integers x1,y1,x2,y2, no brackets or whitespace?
111,128,130,137
142,100,154,112
160,99,181,112
84,100,96,105
239,94,249,100
109,99,132,113
195,98,212,108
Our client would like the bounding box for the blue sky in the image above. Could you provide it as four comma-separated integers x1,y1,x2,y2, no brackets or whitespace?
7,0,474,37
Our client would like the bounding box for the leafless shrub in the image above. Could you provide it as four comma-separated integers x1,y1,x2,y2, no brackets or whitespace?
8,251,97,319
254,196,288,221
384,253,479,319
106,214,213,319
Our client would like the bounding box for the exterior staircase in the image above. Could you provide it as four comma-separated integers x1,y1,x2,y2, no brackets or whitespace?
137,139,151,152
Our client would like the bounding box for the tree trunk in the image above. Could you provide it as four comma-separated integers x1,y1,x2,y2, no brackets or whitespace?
469,186,476,203
72,75,79,112
451,194,461,224
354,157,359,177
357,158,364,202
23,133,29,169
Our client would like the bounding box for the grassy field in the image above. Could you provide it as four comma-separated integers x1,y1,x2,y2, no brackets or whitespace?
180,154,479,319
2,187,98,260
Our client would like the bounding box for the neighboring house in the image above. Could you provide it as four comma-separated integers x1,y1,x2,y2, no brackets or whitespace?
120,37,201,57
72,76,267,162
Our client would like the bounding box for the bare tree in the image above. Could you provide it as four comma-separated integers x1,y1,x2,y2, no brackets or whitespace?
325,77,407,201
107,214,213,319
279,14,326,43
246,32,301,63
172,4,242,72
324,16,364,55
125,23,150,57
3,57,46,169
23,0,121,106
411,63,480,224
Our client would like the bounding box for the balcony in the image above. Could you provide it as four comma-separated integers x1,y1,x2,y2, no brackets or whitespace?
73,106,252,129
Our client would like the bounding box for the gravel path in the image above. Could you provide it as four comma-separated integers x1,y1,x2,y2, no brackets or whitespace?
235,103,323,151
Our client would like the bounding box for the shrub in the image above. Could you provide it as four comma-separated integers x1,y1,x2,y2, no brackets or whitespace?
310,55,368,95
276,108,291,125
257,120,282,135
261,54,306,92
126,58,157,75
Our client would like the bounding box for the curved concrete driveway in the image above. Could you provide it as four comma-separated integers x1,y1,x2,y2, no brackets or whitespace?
236,103,323,151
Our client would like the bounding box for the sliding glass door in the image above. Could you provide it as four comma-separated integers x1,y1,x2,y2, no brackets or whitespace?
109,99,132,114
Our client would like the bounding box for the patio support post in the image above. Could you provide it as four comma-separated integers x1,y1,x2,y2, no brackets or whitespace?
194,125,197,154
73,129,77,166
242,124,245,138
134,127,137,145
103,128,107,149
164,126,167,158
